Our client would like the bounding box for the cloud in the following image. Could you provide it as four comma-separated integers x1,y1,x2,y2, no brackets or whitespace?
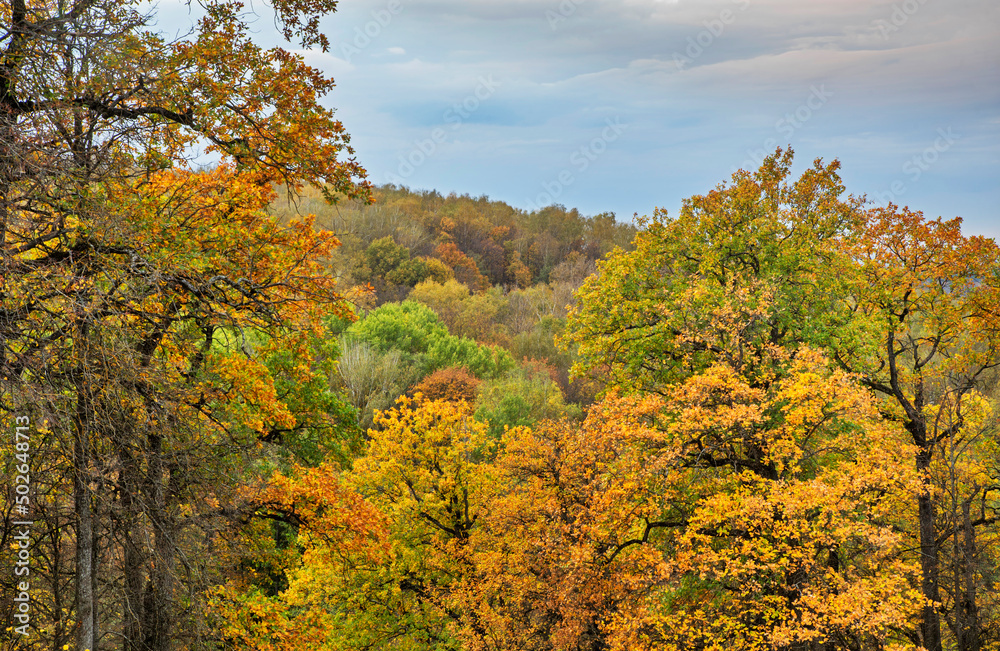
197,0,1000,238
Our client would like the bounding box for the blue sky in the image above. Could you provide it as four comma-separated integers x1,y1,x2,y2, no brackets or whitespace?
161,0,1000,239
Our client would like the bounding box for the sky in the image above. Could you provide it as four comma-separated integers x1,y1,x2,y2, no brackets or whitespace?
160,0,1000,239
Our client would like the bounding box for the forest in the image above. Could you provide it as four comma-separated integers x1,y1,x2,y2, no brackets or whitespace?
1,1,998,651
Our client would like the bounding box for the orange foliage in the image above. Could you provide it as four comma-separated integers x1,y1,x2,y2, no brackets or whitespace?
461,349,923,651
436,241,489,292
411,366,482,403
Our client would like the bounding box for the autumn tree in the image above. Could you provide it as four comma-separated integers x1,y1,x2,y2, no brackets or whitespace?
468,350,923,651
1,167,362,650
0,1,370,649
408,279,508,344
206,461,389,651
211,396,496,651
833,206,1000,651
411,366,481,403
564,149,1000,651
561,149,927,650
462,394,673,651
433,241,489,293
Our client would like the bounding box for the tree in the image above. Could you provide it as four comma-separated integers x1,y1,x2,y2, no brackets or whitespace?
348,301,515,381
206,461,389,651
353,236,433,302
1,1,370,648
473,363,578,440
411,366,481,403
564,149,1000,651
833,206,1000,651
436,241,489,293
471,349,923,651
336,336,410,431
2,167,361,650
463,394,673,651
409,279,505,343
564,149,864,395
337,397,494,650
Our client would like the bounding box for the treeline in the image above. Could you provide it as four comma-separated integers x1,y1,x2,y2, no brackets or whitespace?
275,184,637,302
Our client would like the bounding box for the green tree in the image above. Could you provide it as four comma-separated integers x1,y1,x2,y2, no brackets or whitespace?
349,301,514,381
565,149,864,394
353,236,433,300
348,301,451,362
474,364,579,439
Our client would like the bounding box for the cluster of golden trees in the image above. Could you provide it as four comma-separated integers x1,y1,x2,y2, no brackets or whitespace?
1,2,997,651
212,152,999,651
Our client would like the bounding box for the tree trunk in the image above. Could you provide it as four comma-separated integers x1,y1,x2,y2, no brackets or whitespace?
120,438,144,651
916,451,942,651
146,430,174,651
74,385,97,651
956,499,981,651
